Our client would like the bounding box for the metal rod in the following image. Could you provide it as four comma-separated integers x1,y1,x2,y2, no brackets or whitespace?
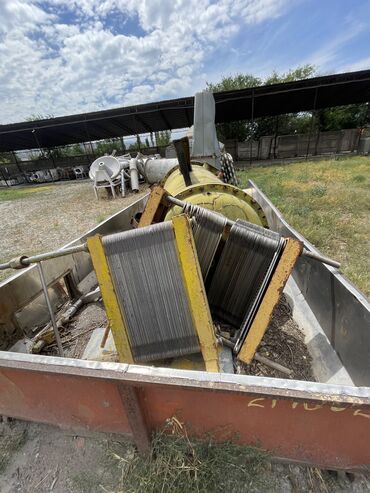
167,195,235,227
255,352,292,376
37,262,64,357
166,195,341,268
302,248,340,269
0,243,87,270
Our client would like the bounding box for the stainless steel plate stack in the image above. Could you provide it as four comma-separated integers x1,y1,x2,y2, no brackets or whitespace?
102,223,199,362
182,203,227,280
207,219,284,352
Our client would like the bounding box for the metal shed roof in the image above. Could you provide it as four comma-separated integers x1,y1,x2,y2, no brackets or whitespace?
1,69,369,152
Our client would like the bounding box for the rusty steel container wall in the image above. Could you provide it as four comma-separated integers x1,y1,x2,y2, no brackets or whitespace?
247,180,370,386
0,352,370,469
0,194,149,349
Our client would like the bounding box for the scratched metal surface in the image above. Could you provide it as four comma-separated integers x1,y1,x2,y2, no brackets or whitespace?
0,352,369,468
247,180,370,386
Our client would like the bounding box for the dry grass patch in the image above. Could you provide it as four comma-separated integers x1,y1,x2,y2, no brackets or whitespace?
0,180,149,283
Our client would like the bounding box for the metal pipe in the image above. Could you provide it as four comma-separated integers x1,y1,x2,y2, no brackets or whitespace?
37,262,64,357
302,248,341,269
166,195,341,268
121,170,126,198
0,243,87,271
167,195,233,228
129,158,139,192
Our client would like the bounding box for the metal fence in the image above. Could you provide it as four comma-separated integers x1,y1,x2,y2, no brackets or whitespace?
225,128,363,162
1,127,369,187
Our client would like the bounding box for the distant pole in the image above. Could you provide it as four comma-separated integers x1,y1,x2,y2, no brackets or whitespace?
249,88,255,166
12,151,29,184
305,87,318,161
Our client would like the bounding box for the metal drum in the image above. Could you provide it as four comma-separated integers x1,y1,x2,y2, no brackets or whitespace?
163,165,267,226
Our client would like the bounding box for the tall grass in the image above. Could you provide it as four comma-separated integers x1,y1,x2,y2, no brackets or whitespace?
238,156,370,296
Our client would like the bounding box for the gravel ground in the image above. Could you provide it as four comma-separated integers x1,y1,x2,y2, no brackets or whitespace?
0,180,149,282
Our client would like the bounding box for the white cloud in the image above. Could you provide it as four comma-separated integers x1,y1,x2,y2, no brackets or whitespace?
0,0,293,124
303,22,366,72
339,57,370,73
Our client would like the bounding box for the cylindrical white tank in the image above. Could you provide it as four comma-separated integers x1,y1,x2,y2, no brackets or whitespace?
140,158,178,184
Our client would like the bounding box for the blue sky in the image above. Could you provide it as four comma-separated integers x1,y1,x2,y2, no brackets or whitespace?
1,0,370,124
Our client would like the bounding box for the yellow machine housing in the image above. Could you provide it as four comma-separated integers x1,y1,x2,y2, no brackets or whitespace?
162,164,268,227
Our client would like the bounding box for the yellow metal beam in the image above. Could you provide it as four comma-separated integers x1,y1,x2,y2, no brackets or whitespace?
138,185,168,228
86,235,134,363
238,237,303,364
172,214,220,372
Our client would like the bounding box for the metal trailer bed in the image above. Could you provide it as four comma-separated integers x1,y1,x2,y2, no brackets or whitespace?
0,183,369,469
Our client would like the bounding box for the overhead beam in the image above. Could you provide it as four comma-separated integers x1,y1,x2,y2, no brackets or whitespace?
134,115,152,133
159,110,172,130
1,70,369,151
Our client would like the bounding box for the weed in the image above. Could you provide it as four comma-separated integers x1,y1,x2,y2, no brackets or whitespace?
96,214,107,223
310,184,327,197
111,418,271,493
352,174,366,183
0,186,53,201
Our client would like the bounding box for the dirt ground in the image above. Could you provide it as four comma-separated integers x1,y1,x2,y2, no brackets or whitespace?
240,295,315,381
0,419,369,493
0,180,149,282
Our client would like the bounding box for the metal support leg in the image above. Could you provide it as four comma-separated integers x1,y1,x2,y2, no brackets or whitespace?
121,170,126,197
110,181,116,199
117,384,150,454
37,262,64,357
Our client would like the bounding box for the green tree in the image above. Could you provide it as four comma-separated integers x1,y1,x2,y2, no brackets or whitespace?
155,130,171,147
206,66,316,141
207,66,370,140
0,152,15,164
318,103,370,131
95,138,124,155
128,135,145,152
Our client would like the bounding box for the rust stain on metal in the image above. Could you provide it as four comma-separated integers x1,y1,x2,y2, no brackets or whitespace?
118,384,150,454
0,367,131,434
0,357,369,469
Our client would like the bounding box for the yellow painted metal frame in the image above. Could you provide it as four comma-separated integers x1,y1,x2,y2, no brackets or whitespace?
86,235,134,363
88,219,219,372
238,237,303,364
138,185,168,228
172,214,220,372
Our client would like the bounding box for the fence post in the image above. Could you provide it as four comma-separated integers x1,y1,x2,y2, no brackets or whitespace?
273,116,279,158
0,168,9,187
314,129,320,155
